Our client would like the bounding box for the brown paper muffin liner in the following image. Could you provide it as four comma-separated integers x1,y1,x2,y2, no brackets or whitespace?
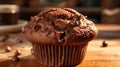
32,43,88,67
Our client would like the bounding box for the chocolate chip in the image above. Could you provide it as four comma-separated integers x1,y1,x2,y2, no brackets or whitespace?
74,21,80,26
12,56,20,62
46,32,51,37
101,41,108,47
68,15,74,20
70,20,80,26
58,14,67,19
60,32,66,40
56,31,66,43
50,17,56,22
5,46,11,52
34,25,41,31
76,15,81,20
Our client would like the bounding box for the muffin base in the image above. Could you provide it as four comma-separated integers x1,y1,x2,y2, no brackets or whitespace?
32,43,88,67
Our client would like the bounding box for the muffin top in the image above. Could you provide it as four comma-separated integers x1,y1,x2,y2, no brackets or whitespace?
23,8,98,46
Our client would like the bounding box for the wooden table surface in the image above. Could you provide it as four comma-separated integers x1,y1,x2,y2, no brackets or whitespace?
0,24,120,67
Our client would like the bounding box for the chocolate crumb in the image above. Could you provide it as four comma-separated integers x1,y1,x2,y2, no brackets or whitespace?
101,41,108,47
5,46,11,52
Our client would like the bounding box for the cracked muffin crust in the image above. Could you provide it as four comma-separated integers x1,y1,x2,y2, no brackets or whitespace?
23,8,98,46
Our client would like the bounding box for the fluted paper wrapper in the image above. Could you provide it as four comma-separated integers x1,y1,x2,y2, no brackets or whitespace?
32,43,88,67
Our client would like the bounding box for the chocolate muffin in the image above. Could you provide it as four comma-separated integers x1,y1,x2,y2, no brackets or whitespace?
23,8,98,67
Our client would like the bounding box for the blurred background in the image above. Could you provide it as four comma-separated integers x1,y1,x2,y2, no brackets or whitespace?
0,0,120,24
0,1,120,67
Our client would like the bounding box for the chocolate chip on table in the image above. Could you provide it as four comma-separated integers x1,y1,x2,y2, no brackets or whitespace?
16,38,23,43
5,46,11,52
12,56,20,62
14,50,21,56
11,50,21,62
101,41,108,47
0,35,9,42
34,25,41,31
17,39,23,43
